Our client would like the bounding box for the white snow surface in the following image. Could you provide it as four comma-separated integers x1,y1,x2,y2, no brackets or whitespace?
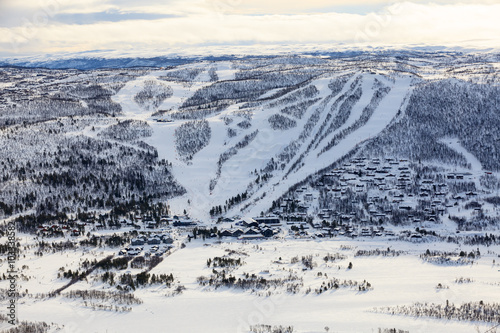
5,235,500,333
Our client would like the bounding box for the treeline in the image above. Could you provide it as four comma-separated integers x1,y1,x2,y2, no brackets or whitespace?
0,314,58,333
270,84,319,111
64,289,143,305
377,301,500,324
159,67,203,83
268,114,297,131
280,98,320,120
210,191,249,216
306,277,373,294
249,325,294,333
207,257,244,268
117,272,174,290
197,271,303,293
3,200,169,235
209,130,258,193
177,69,324,119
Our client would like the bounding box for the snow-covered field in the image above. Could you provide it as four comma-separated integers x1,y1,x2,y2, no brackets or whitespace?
3,234,500,333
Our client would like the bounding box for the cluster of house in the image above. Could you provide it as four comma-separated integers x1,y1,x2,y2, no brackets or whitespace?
287,220,429,240
278,156,480,225
128,214,196,229
120,233,175,256
35,211,197,241
130,233,174,246
119,244,172,257
37,224,83,237
0,69,77,107
312,224,394,238
219,217,281,240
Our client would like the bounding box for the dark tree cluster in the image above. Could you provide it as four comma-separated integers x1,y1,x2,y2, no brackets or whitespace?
134,79,173,111
378,301,500,324
174,120,211,160
268,114,297,131
197,271,303,293
64,289,143,305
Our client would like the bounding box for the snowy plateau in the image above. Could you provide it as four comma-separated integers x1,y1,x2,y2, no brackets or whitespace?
1,51,500,332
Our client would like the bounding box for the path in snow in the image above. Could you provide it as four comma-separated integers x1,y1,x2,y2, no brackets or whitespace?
440,138,483,173
439,138,487,191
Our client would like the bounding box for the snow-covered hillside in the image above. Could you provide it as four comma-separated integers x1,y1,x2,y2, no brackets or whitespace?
106,60,411,220
1,51,500,223
105,52,500,221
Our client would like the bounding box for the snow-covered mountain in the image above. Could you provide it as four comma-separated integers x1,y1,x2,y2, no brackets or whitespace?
1,51,500,222
111,60,412,220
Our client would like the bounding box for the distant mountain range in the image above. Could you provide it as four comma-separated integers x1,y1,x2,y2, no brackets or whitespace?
1,44,497,70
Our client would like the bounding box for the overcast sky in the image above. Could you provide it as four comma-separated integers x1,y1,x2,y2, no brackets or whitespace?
0,0,499,57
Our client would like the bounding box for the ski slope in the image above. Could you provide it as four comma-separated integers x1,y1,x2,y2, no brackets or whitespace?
111,61,416,220
242,75,412,217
